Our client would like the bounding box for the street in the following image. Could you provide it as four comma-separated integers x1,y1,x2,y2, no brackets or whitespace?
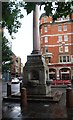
2,92,73,119
2,81,73,119
0,80,2,120
2,81,20,97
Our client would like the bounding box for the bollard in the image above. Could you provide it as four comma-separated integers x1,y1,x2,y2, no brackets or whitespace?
66,87,73,108
7,82,11,97
21,87,27,109
20,82,22,93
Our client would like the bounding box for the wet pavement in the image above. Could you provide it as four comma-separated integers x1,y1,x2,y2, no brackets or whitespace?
2,86,73,120
0,80,2,120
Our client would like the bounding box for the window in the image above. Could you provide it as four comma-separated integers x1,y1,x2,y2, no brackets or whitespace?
41,48,43,54
65,46,68,52
64,25,67,31
59,46,63,53
45,47,48,53
66,15,70,20
59,55,70,63
44,36,48,43
67,56,70,62
58,35,62,42
58,25,62,31
44,26,47,32
64,35,68,41
63,56,66,62
59,56,62,62
44,16,47,22
41,28,42,34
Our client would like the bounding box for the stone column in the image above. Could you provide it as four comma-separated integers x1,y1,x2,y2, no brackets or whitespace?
32,5,40,54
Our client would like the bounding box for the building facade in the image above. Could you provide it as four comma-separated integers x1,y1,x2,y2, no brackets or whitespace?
11,54,22,78
40,13,73,80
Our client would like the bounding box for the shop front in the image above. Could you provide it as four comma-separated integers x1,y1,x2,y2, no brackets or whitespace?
59,68,71,80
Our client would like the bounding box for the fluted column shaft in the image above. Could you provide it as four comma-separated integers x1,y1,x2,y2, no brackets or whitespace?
33,5,40,53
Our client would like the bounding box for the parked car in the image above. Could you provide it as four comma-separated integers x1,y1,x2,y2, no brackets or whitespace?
11,77,19,84
18,76,23,80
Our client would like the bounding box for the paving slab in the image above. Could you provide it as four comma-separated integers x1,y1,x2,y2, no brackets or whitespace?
2,92,73,120
0,80,2,120
2,84,73,120
3,90,63,103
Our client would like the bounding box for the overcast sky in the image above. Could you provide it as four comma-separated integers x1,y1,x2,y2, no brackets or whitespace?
12,9,33,65
4,7,44,66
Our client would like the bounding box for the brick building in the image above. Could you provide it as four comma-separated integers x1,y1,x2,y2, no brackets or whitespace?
40,13,73,80
11,54,22,78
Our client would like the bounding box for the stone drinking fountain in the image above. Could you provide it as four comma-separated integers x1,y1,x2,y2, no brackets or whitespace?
23,5,52,97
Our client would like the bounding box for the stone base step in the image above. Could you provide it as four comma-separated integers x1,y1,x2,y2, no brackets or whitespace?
3,91,63,103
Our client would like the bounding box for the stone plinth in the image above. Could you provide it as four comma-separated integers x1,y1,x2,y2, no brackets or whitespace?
23,54,50,95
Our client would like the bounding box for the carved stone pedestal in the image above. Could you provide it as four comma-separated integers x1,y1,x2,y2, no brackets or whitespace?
23,5,51,96
23,54,50,95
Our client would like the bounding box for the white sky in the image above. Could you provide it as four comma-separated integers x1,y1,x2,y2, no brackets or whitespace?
12,9,33,66
4,7,44,66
